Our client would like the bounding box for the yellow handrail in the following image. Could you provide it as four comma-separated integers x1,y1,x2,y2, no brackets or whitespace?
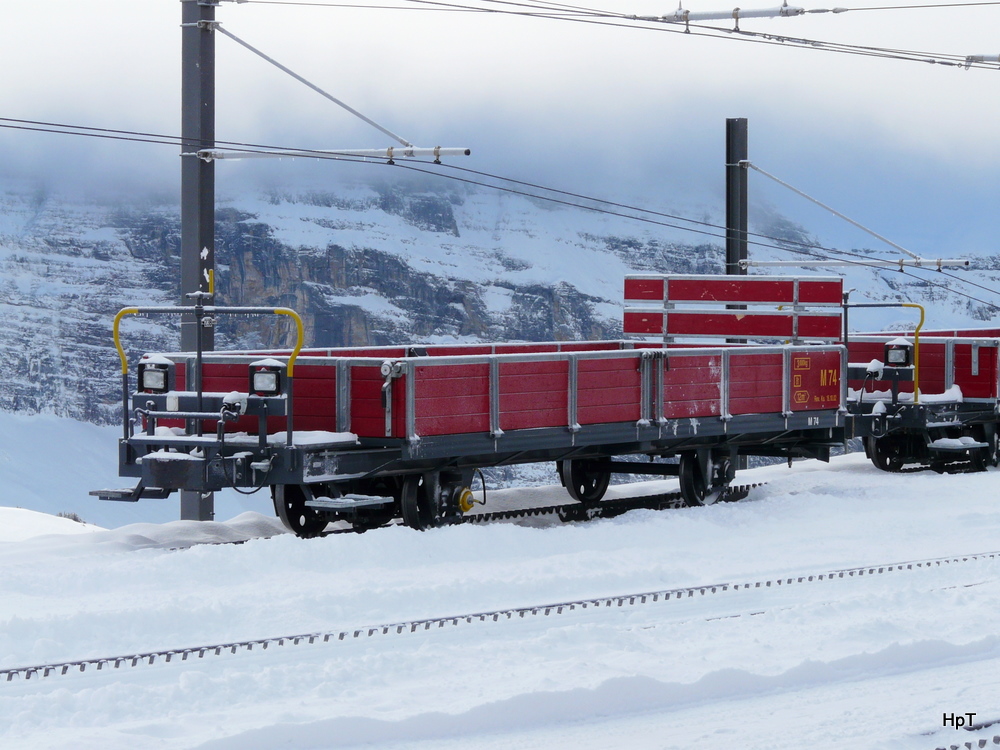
112,305,305,375
273,308,304,377
900,303,925,404
113,308,139,375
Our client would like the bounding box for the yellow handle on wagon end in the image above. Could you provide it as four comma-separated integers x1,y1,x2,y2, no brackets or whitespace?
112,305,305,376
901,303,925,404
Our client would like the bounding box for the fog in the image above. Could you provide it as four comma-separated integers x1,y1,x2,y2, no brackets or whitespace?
1,0,998,257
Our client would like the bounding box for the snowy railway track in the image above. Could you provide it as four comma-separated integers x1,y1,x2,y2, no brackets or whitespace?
321,482,760,536
936,737,1000,750
5,547,1000,685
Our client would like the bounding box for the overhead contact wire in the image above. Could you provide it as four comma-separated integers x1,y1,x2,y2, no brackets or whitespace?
2,117,997,308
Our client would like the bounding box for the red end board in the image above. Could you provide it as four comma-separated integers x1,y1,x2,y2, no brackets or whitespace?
624,276,843,306
668,278,796,305
623,277,665,303
623,310,664,336
797,280,843,305
625,309,840,340
667,311,841,340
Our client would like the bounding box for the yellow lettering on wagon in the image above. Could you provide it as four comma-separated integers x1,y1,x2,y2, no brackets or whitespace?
793,357,810,371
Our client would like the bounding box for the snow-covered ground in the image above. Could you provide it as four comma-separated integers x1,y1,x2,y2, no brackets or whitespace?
2,437,1000,749
0,411,274,528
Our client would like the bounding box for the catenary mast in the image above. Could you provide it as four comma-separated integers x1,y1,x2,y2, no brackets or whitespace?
180,0,217,521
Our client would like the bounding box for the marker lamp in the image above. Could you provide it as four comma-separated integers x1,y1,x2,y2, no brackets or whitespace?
884,345,912,367
250,367,281,396
138,363,169,393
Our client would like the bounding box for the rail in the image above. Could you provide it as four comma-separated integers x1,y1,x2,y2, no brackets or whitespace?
5,544,997,684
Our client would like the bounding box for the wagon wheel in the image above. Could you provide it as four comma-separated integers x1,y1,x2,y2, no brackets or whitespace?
678,453,726,507
558,460,611,503
401,474,437,530
866,436,905,473
273,484,328,538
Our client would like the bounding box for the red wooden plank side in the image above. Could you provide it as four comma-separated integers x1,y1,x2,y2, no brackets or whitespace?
201,363,251,379
733,354,784,376
664,399,720,419
788,350,841,411
288,379,335,399
915,344,947,395
200,376,248,393
494,344,560,354
499,359,568,430
560,342,623,352
730,395,783,414
660,353,722,417
663,383,722,402
578,404,641,423
503,408,567,431
846,340,890,392
623,277,665,302
393,377,406,438
953,345,998,399
797,279,843,305
576,356,642,425
350,365,389,438
414,363,490,436
174,363,186,391
326,347,407,358
292,363,336,378
667,278,795,305
951,328,1000,337
423,346,493,357
623,310,664,335
665,354,723,371
728,352,783,415
415,415,489,435
846,341,885,362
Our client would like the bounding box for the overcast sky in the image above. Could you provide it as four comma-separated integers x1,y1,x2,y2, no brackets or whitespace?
1,0,998,257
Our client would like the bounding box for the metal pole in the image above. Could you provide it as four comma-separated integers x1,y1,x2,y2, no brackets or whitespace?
725,118,748,277
726,118,749,472
181,0,216,521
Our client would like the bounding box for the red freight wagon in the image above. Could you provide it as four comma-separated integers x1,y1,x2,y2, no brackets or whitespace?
99,275,1000,535
101,276,852,536
844,329,1000,472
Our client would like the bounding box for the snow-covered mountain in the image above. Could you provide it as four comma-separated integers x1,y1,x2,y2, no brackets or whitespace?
1,177,998,424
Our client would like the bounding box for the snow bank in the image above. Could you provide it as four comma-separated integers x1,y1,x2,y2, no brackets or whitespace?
0,411,274,528
0,507,104,543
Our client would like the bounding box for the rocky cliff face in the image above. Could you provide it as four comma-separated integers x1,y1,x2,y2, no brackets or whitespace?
0,181,661,423
0,179,995,424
